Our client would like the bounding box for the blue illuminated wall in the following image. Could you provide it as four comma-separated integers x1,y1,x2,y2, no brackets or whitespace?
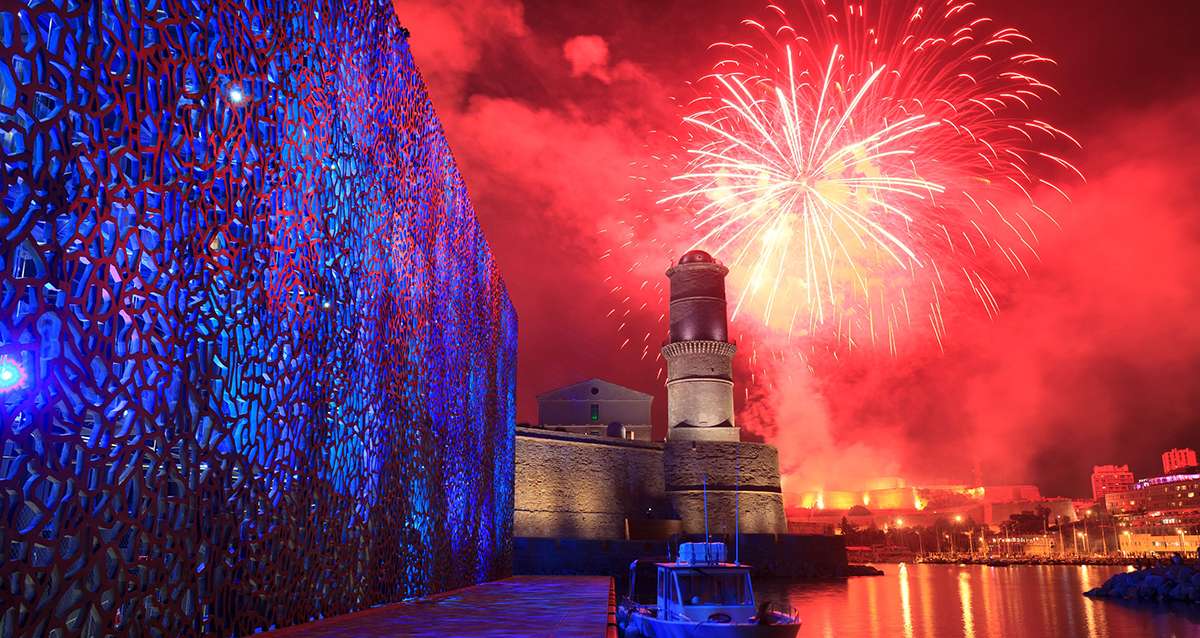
0,0,517,636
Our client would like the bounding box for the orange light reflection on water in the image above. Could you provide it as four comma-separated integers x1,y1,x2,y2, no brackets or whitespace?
958,570,975,638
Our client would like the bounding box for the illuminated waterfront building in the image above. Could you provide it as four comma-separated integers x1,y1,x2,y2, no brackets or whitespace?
1105,473,1200,515
1162,447,1199,474
786,481,1077,531
1090,464,1136,501
1119,532,1200,555
1106,472,1200,553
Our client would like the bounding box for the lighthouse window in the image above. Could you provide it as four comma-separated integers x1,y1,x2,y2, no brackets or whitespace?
590,404,600,422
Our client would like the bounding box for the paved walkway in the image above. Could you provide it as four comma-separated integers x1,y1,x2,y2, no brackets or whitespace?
259,576,613,638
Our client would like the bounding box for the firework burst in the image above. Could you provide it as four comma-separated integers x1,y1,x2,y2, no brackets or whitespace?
659,0,1081,351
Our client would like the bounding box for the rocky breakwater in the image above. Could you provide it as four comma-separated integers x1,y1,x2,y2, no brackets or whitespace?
1084,556,1200,604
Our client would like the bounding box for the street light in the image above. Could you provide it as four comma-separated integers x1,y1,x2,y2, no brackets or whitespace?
953,515,963,556
1082,510,1091,555
1055,515,1067,558
1178,528,1187,551
1121,530,1132,557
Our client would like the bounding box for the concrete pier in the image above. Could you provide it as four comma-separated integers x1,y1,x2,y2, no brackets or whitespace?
258,576,613,638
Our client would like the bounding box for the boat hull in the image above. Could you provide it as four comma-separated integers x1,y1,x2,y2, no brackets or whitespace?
622,614,800,638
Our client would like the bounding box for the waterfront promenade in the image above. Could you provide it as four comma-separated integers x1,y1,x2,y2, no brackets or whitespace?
913,552,1187,566
259,576,613,638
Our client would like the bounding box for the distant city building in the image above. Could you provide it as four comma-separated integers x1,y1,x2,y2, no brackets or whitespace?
975,485,1043,503
1106,471,1200,551
1023,535,1061,557
536,378,653,440
1162,447,1198,475
1119,531,1199,555
786,482,1077,530
1090,464,1135,501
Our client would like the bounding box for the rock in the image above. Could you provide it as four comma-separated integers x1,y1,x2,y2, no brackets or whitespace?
1085,565,1200,605
846,564,885,576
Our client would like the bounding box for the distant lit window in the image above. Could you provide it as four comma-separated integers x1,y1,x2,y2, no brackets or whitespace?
590,404,599,422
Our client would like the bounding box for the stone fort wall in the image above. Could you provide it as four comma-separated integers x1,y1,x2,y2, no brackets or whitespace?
516,427,669,539
664,440,788,534
516,428,788,538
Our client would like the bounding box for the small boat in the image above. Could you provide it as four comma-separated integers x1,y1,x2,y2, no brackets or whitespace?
617,542,800,638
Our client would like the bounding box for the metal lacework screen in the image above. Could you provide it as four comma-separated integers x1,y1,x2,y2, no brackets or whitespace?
0,0,517,636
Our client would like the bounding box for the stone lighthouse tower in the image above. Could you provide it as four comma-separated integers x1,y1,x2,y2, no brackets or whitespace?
662,250,739,441
661,250,787,535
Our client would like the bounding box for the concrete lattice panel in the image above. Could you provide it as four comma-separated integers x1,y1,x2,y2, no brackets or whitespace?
0,0,517,635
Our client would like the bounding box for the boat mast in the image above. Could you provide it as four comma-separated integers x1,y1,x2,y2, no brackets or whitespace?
703,474,710,561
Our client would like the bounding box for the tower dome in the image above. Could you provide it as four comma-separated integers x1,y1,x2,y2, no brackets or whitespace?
678,249,717,265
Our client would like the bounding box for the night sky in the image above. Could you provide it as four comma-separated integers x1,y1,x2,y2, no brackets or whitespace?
394,0,1200,498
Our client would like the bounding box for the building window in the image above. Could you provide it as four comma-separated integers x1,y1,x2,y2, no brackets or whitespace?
590,404,599,422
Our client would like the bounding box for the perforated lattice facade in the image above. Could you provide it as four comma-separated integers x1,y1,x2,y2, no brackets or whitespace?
0,0,516,635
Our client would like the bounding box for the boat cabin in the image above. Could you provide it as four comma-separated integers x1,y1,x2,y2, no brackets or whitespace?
630,542,758,624
655,562,755,623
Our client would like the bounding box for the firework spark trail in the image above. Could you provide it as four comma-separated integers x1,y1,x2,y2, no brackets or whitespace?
654,0,1081,351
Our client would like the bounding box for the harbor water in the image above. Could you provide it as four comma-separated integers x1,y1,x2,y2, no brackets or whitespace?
756,563,1200,638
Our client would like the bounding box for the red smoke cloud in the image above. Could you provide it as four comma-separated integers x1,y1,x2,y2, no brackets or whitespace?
563,35,611,82
761,96,1200,494
395,0,1200,497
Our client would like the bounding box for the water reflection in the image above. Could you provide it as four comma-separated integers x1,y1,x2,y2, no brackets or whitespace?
958,570,975,638
757,564,1200,638
898,563,912,638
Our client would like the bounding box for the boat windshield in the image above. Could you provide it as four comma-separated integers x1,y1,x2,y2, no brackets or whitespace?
674,569,753,606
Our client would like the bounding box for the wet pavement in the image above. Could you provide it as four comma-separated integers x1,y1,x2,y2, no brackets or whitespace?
258,576,612,638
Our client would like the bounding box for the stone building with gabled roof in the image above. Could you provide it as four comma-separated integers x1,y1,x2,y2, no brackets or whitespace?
536,377,653,441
